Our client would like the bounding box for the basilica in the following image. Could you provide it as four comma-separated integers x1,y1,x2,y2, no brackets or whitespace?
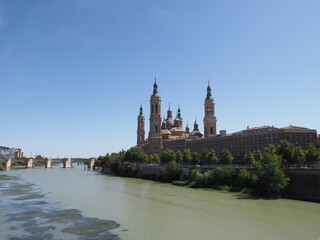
137,80,218,154
137,80,317,161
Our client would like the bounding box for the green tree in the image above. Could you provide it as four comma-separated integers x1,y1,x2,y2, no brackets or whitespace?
191,152,200,164
219,149,234,164
206,167,236,186
176,151,183,163
124,146,148,163
256,150,263,162
244,152,255,165
305,144,320,163
98,152,122,174
119,162,137,177
203,149,219,164
190,168,202,181
254,152,289,197
183,149,193,164
276,140,295,164
160,149,176,163
235,169,252,187
161,160,181,182
293,146,305,165
264,144,277,155
149,153,160,163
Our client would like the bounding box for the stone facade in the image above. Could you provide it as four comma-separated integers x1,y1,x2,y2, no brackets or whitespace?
137,81,318,160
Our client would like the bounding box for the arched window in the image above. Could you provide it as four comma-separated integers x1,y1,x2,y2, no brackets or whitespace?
151,105,154,113
211,128,213,134
155,104,158,113
155,125,158,133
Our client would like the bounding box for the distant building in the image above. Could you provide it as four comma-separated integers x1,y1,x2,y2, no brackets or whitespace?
12,148,24,158
137,80,318,161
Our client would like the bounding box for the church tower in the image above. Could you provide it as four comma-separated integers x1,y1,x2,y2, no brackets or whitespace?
203,81,217,137
137,105,145,146
149,78,162,153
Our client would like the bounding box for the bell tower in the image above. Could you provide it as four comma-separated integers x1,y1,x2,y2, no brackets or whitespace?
203,81,217,137
149,78,162,153
137,104,145,146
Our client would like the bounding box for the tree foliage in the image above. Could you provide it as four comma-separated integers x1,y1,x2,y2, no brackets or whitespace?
254,152,289,196
176,151,183,163
191,152,200,164
119,162,137,177
182,149,193,164
305,144,320,163
161,161,181,183
203,149,219,164
244,152,255,165
149,153,160,163
219,149,234,164
293,146,305,165
160,149,176,163
124,146,148,163
276,140,295,163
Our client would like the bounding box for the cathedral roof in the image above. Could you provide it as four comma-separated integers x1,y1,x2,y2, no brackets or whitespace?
161,129,172,135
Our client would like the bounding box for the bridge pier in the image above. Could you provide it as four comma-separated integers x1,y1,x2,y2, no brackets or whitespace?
45,158,52,168
63,158,72,168
88,158,96,171
6,158,12,170
26,158,34,168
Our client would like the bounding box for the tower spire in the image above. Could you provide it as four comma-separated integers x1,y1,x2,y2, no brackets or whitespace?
139,104,143,116
153,77,158,96
206,80,213,100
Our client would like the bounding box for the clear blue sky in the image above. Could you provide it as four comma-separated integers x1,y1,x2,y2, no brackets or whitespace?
1,0,319,158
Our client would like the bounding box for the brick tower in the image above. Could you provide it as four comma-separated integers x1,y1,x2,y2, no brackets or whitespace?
203,81,217,137
149,78,162,153
137,104,145,146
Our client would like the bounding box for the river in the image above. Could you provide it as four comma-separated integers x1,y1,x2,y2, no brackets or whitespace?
1,165,320,240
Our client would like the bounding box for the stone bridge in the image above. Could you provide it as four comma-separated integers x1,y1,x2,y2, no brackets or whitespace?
4,157,96,170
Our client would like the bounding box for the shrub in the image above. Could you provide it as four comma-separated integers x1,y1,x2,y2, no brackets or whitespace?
119,162,137,177
161,161,181,183
235,169,252,187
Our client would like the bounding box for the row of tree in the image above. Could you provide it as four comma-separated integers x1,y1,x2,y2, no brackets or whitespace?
244,140,320,165
190,151,289,196
98,139,320,169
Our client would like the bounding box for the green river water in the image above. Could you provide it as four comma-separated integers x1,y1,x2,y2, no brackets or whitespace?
1,165,320,240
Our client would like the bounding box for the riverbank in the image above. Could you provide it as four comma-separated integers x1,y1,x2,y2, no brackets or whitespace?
101,161,320,202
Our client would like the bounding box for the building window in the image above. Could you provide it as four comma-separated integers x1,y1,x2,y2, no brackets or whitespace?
155,125,158,133
155,104,158,113
211,128,213,134
151,104,154,113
